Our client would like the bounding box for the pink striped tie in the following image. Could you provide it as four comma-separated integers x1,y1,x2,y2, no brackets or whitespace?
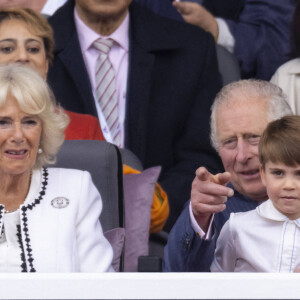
94,38,120,146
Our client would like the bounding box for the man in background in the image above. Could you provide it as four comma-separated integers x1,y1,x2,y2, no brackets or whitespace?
173,0,296,80
47,0,223,230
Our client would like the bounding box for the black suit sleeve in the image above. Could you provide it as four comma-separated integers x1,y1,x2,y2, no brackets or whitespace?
161,33,223,230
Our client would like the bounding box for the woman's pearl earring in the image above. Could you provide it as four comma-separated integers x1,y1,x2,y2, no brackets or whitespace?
38,148,43,154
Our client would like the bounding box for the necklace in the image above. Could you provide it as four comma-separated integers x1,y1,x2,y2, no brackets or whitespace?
4,208,19,214
4,171,33,214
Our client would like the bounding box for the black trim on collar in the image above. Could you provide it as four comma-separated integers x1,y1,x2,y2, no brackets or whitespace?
20,168,49,272
0,206,4,236
16,225,27,272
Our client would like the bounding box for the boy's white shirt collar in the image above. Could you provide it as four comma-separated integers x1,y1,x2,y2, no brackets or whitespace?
257,199,300,225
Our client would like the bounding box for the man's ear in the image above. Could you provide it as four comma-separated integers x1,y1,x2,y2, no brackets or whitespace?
259,164,266,186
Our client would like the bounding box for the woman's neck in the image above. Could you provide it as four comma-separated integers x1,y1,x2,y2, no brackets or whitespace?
0,171,32,212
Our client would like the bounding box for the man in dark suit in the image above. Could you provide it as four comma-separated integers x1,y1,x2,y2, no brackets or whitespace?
145,0,295,80
163,79,293,271
47,0,223,231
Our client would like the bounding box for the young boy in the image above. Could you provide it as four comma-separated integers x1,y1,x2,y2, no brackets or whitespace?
211,115,300,272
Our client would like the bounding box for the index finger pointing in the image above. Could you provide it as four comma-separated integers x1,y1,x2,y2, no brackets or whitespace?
198,180,234,197
213,172,231,186
195,167,211,181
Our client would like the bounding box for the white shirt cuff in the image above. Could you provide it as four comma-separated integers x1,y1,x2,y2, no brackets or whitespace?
189,201,214,240
216,18,235,53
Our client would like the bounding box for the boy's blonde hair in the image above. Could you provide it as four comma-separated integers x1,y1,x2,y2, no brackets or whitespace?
259,115,300,169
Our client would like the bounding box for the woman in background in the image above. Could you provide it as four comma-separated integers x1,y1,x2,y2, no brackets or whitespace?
0,7,104,140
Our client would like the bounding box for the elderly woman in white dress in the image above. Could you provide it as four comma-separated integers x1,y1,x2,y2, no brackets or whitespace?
0,63,113,272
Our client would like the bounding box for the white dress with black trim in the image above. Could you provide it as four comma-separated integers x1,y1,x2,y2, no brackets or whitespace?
0,167,114,272
0,170,43,272
0,210,22,272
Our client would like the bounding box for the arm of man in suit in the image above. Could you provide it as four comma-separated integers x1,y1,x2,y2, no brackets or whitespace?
173,1,219,41
135,0,184,22
223,0,295,79
163,168,233,272
164,202,217,272
173,0,295,80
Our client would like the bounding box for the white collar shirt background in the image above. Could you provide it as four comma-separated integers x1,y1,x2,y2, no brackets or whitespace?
270,58,300,115
74,7,129,148
41,0,68,16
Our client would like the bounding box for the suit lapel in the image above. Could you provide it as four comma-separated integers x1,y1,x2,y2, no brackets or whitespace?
125,2,180,160
126,41,155,161
57,32,97,116
49,0,97,116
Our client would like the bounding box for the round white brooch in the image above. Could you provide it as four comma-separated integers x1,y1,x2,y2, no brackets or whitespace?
51,197,70,209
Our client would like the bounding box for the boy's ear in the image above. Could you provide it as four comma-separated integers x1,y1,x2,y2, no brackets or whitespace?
259,164,266,187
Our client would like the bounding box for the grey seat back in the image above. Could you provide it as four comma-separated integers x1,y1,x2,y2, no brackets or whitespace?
216,44,241,86
119,148,143,171
53,140,124,232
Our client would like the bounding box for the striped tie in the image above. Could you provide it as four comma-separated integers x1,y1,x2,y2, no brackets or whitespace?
94,38,120,146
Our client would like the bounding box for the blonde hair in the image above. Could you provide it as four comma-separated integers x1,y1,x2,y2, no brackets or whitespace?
0,63,69,168
0,7,54,63
259,115,300,169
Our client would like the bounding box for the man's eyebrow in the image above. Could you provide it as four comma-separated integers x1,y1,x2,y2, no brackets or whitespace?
243,132,260,137
220,135,237,142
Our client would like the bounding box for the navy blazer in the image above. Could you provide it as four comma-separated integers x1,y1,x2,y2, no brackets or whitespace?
201,0,295,80
48,0,223,230
163,184,259,271
224,0,296,80
142,0,295,80
137,0,244,22
202,0,245,20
